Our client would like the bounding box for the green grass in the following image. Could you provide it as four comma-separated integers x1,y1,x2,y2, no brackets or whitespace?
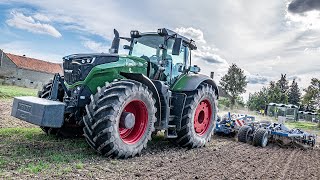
75,163,84,169
0,85,37,99
0,127,96,175
285,121,319,133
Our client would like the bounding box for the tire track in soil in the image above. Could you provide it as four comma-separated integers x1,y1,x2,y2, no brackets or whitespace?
132,138,239,180
162,139,266,179
290,149,320,180
109,138,320,180
262,148,302,179
246,146,283,179
150,139,237,179
216,142,269,179
279,149,298,180
188,140,248,179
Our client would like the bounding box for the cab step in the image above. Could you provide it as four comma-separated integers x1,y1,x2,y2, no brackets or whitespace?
165,124,178,138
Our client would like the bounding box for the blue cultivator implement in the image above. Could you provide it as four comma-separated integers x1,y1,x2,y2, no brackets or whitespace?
214,112,255,136
237,120,317,148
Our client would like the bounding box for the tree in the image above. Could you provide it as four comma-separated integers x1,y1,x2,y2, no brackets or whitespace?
247,87,268,111
220,63,248,108
302,78,320,112
267,81,286,104
288,79,301,106
277,74,289,93
247,75,290,112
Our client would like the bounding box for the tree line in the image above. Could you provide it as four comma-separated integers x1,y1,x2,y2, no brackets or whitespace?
247,75,320,113
219,63,320,115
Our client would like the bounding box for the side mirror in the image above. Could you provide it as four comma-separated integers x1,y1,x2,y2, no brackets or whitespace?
123,45,132,50
190,65,200,74
109,29,120,54
172,38,182,55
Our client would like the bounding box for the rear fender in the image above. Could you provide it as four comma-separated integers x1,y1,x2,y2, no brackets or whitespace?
171,74,219,99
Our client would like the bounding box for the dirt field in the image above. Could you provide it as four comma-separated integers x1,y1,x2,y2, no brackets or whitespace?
1,100,320,179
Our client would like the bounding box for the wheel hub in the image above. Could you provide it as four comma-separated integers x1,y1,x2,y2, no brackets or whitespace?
194,99,212,136
119,100,148,144
120,112,135,129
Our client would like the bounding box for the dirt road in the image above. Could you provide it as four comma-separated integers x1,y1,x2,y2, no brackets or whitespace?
1,100,319,179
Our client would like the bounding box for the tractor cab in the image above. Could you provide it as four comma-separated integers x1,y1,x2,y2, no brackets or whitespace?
114,28,199,85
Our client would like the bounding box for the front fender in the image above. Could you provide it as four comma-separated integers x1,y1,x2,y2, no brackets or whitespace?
171,74,219,99
120,72,162,128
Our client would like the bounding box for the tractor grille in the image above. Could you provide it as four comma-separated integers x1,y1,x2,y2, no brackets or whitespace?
63,61,82,84
63,55,119,85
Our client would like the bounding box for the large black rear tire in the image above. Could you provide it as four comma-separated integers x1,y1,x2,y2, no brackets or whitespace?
38,82,83,138
253,128,268,147
83,80,157,158
173,83,217,148
238,125,252,143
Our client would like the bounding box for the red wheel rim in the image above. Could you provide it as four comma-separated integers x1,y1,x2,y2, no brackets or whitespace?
119,100,148,144
194,99,212,136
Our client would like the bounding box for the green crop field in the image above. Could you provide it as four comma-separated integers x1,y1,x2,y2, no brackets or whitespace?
0,128,97,176
0,85,37,99
286,121,320,133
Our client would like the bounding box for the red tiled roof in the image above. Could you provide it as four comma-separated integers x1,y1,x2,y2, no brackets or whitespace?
5,53,63,74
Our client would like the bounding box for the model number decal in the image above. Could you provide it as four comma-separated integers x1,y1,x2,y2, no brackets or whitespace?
18,103,31,112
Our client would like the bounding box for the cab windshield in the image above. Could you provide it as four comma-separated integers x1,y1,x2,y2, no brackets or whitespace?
130,35,164,61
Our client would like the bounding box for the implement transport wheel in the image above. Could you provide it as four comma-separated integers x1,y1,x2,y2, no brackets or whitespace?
253,128,269,147
174,83,217,148
83,80,157,158
238,125,252,143
38,82,83,138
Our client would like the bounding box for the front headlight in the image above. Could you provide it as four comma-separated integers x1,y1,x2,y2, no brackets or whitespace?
72,57,96,65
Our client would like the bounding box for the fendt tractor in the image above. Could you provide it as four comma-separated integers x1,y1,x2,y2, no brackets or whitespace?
11,28,219,158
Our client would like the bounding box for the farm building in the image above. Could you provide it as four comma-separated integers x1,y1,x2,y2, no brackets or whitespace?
0,49,62,89
267,103,319,122
267,103,299,120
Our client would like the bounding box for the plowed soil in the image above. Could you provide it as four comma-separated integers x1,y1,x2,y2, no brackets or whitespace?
1,100,320,179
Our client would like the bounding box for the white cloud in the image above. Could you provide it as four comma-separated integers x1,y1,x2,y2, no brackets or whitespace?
6,11,61,38
174,27,230,82
33,13,51,22
82,39,109,53
286,10,320,30
175,27,206,43
247,74,270,85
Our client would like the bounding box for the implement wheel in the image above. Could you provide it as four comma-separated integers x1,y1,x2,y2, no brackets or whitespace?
238,125,252,143
253,128,269,147
38,82,83,137
83,80,156,158
173,83,217,148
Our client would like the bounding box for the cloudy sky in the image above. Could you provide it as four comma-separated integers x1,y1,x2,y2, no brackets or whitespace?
0,0,319,100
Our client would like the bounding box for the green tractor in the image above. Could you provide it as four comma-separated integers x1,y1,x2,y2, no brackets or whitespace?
11,28,219,158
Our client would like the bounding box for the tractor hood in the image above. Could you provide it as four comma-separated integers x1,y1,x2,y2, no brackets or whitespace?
62,53,119,85
63,53,119,63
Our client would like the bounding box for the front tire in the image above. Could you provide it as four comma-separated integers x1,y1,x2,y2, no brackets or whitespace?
174,83,217,148
83,80,157,158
